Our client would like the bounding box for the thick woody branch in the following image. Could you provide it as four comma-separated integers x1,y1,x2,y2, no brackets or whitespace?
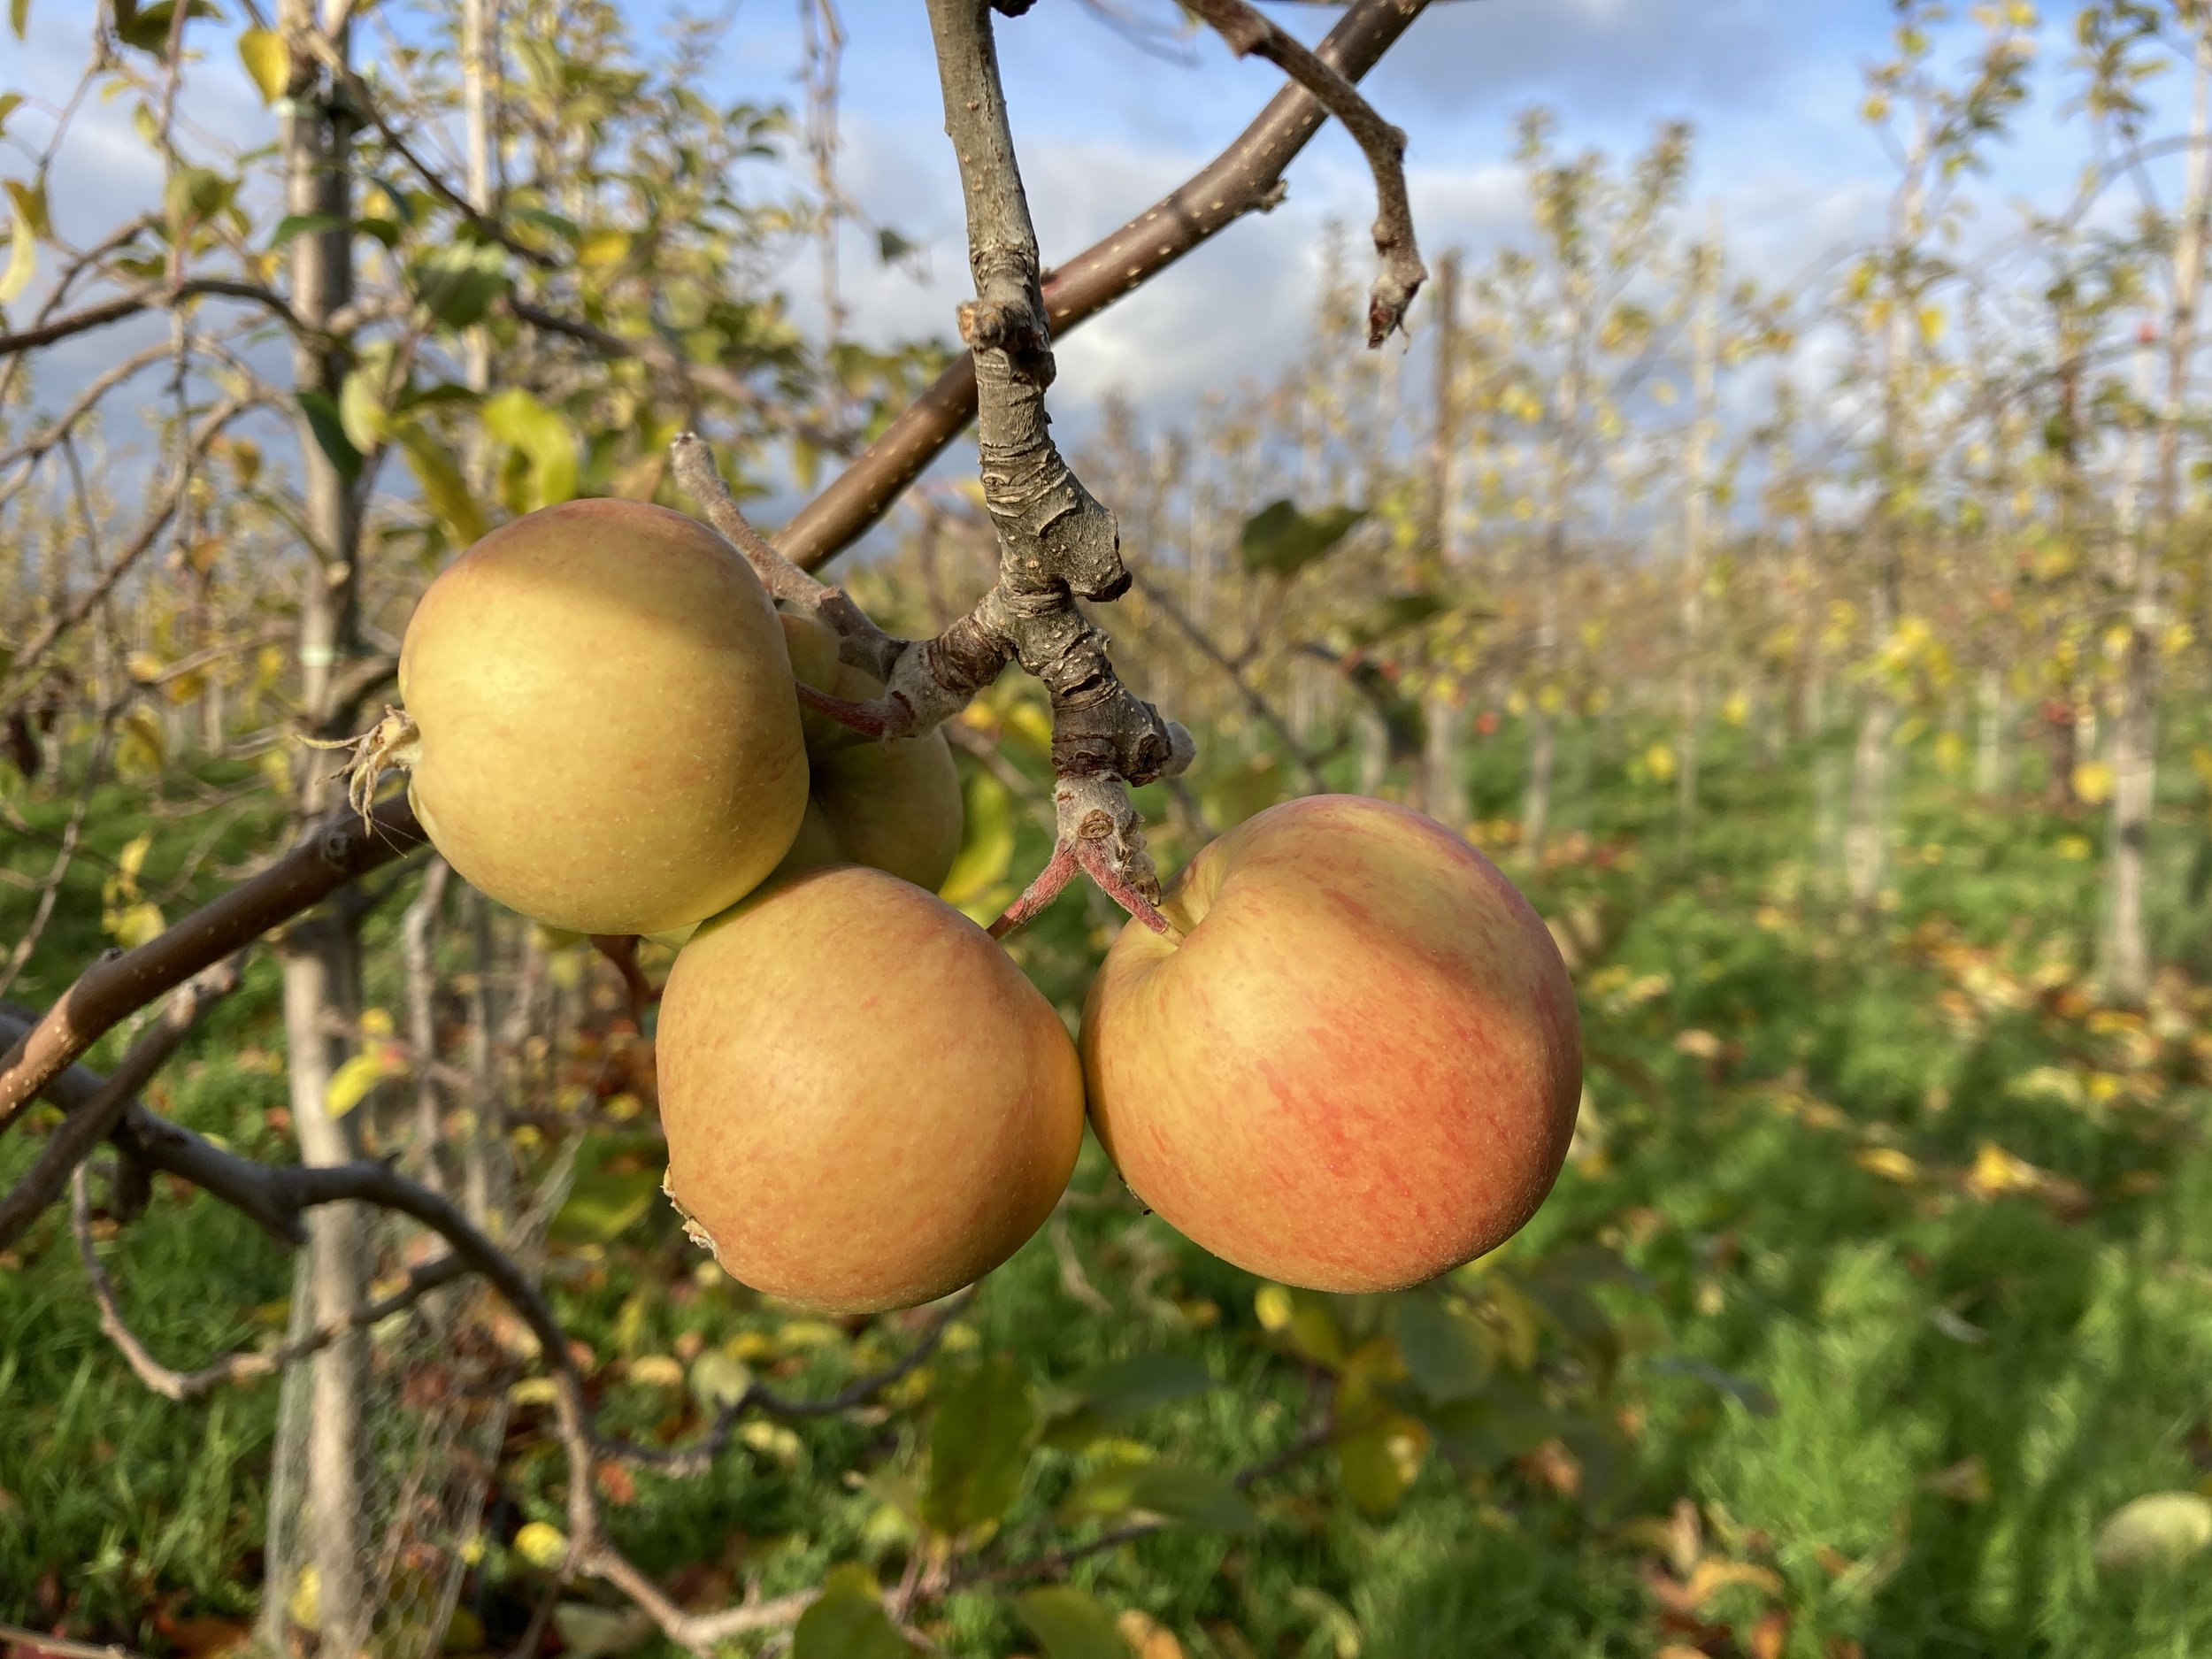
0,958,241,1254
0,791,425,1139
779,0,1431,572
1179,0,1425,344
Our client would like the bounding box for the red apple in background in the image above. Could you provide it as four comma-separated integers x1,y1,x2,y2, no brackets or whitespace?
658,864,1084,1314
1079,794,1582,1293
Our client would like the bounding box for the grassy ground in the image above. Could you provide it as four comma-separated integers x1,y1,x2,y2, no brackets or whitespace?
4,720,2211,1657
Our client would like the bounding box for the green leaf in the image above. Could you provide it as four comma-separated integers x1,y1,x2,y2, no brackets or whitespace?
237,27,288,104
922,1356,1036,1538
938,765,1014,922
1200,752,1286,831
268,212,342,250
395,422,487,547
1390,1294,1492,1406
481,387,578,509
549,1604,655,1659
114,0,220,54
877,226,918,265
1334,1409,1419,1518
791,1565,913,1659
295,391,363,486
410,242,511,330
1014,1587,1132,1659
550,1164,663,1245
324,1051,391,1120
1043,1353,1212,1449
1239,499,1367,577
2093,1493,2212,1573
1057,1458,1259,1534
7,0,27,44
164,165,234,228
338,366,389,455
0,94,20,136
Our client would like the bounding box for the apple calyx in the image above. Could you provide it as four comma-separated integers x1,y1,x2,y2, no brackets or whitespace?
300,703,422,822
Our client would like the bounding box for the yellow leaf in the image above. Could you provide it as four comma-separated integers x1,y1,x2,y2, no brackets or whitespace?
126,651,165,686
1644,742,1677,782
1854,1146,1922,1186
117,830,154,884
1,184,42,310
626,1354,686,1388
512,1520,569,1570
576,227,630,268
324,1050,393,1118
1966,1141,2042,1199
237,27,289,105
114,705,166,780
358,1007,396,1041
105,900,166,949
2072,760,2115,806
508,1377,558,1406
1253,1284,1294,1333
2058,835,2093,861
1118,1610,1187,1659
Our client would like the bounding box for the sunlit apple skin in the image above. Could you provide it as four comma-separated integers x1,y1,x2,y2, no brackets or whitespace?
658,864,1085,1314
772,614,964,892
1079,794,1582,1293
399,499,810,936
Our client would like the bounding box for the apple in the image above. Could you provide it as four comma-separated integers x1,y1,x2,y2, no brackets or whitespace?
773,613,964,893
657,864,1085,1314
400,498,809,936
1079,794,1582,1293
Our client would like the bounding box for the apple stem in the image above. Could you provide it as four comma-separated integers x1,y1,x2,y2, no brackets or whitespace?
1074,836,1179,938
987,841,1079,938
794,679,912,741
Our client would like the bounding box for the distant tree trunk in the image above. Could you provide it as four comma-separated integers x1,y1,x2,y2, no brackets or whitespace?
274,7,369,1647
1974,667,2012,800
1523,689,1556,856
1678,211,1719,859
2108,33,2208,1003
1418,251,1464,827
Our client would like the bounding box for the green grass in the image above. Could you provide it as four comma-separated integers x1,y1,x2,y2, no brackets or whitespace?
4,721,2212,1656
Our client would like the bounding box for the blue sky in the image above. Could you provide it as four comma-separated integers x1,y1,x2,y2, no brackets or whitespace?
6,2,2204,497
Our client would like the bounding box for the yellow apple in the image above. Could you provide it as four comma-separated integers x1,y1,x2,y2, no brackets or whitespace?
1079,794,1582,1293
773,613,964,893
400,499,809,935
658,864,1085,1313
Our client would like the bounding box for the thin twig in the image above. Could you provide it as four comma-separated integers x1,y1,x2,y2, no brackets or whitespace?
73,1164,471,1401
0,957,242,1253
1179,0,1425,343
779,0,1432,570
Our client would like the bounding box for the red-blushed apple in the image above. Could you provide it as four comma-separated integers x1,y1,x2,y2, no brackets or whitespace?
400,498,809,936
772,613,964,892
657,864,1085,1314
1079,793,1582,1293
